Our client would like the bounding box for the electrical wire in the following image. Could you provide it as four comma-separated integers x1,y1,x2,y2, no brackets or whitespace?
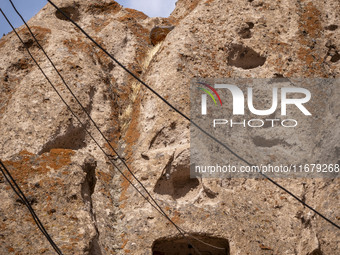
46,0,340,230
7,0,207,253
0,2,337,255
2,4,206,254
8,0,229,252
0,2,164,239
0,159,64,255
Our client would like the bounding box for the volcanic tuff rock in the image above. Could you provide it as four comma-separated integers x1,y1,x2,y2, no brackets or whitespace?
150,26,175,46
0,0,339,254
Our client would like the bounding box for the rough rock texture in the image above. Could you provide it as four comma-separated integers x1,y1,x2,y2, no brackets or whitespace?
0,0,339,254
150,26,175,46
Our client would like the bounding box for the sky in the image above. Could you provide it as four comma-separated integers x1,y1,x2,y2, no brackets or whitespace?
0,0,177,38
116,0,176,17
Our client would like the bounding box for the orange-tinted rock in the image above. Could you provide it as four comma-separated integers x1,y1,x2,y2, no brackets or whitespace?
150,26,175,45
0,0,339,254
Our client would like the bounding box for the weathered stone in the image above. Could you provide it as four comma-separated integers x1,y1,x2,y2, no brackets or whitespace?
150,26,175,46
0,0,339,254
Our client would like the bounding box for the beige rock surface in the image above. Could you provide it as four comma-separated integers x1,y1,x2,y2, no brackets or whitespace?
0,0,339,254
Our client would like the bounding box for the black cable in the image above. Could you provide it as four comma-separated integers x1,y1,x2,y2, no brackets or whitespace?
8,1,203,253
47,0,189,121
0,160,64,255
3,4,204,254
0,7,163,254
0,4,164,233
46,0,340,230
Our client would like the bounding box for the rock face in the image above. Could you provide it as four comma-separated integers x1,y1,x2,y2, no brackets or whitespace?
150,26,175,46
0,0,339,255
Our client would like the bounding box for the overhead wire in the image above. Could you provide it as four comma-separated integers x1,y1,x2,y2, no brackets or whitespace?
45,0,340,230
0,7,190,252
2,2,210,254
7,0,229,252
6,1,209,254
0,159,64,255
0,2,337,255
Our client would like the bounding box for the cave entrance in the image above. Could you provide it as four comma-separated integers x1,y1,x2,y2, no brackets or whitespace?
152,235,230,255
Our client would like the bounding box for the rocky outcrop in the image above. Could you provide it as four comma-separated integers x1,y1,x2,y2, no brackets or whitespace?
0,0,339,254
150,26,175,46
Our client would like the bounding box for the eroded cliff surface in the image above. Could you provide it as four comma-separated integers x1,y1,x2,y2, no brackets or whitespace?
0,0,339,254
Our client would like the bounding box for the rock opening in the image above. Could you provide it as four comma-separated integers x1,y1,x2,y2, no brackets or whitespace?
227,44,266,69
152,235,230,255
154,151,199,199
325,24,338,31
55,6,80,22
38,123,87,154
